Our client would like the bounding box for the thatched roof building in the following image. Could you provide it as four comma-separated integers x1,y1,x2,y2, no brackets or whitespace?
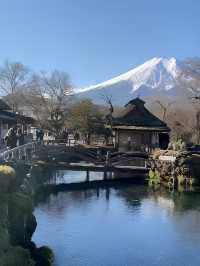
0,99,34,124
0,99,35,140
111,98,170,152
0,99,11,110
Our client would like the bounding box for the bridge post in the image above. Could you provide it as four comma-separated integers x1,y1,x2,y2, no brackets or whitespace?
103,171,107,180
96,187,100,198
16,149,19,160
26,148,32,161
144,159,147,168
19,148,22,160
86,170,90,182
105,187,110,201
23,147,26,160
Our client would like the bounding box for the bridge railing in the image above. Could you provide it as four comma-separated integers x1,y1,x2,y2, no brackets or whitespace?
44,138,84,146
0,141,39,162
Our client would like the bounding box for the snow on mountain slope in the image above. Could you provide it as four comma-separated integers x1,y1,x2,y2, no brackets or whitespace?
77,57,186,105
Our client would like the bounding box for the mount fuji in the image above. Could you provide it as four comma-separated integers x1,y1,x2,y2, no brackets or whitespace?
77,57,189,105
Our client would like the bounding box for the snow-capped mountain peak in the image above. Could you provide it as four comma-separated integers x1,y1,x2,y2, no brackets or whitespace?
78,57,180,93
77,57,185,105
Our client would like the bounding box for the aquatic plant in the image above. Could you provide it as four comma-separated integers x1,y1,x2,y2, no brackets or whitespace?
188,178,197,186
177,175,185,186
149,169,161,186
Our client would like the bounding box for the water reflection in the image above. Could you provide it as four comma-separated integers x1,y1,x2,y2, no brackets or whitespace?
33,170,200,266
48,170,115,184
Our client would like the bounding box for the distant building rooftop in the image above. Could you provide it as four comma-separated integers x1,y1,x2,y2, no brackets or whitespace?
112,97,170,131
0,99,11,111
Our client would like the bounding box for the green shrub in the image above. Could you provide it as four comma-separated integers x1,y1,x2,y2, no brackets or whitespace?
169,139,186,151
0,165,16,193
36,246,54,266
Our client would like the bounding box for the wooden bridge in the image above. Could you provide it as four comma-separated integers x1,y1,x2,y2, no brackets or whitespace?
0,141,150,176
0,141,102,163
39,145,150,175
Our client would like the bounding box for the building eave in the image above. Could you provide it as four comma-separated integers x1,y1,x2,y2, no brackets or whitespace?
107,125,170,132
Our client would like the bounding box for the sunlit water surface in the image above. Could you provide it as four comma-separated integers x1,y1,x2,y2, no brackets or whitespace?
33,170,200,266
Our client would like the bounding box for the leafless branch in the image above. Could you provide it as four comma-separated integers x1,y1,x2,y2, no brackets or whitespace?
155,100,175,121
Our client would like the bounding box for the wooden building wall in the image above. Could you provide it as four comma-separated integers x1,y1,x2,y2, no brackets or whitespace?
114,129,159,152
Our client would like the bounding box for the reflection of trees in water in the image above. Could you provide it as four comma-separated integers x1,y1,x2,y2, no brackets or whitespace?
53,170,65,183
36,185,117,219
173,192,200,212
145,189,200,215
116,185,148,209
117,186,173,211
50,170,90,184
148,191,200,244
35,166,200,241
118,186,200,244
117,185,200,215
44,169,67,184
36,189,101,217
116,186,171,211
172,209,200,240
37,166,200,216
170,192,200,242
143,189,200,243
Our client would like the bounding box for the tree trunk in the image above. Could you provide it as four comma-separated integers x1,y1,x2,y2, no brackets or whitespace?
196,111,200,144
87,133,91,145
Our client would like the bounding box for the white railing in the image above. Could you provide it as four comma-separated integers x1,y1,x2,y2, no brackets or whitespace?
0,141,39,162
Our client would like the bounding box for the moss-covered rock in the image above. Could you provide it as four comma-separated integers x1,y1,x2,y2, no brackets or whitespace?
0,194,9,255
0,246,35,266
0,162,54,266
8,192,36,246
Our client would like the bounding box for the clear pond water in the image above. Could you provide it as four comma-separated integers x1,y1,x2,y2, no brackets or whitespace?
33,170,200,266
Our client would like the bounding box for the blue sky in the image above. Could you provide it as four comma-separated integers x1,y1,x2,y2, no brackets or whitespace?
0,0,199,87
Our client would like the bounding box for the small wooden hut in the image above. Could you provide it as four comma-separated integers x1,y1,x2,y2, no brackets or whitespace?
110,98,170,152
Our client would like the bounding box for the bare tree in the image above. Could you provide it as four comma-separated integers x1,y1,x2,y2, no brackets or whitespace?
155,100,175,121
166,108,193,142
178,58,200,143
99,92,115,145
100,92,114,126
24,70,73,136
0,61,30,111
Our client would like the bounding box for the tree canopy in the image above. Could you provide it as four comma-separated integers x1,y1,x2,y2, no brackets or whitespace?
67,99,105,144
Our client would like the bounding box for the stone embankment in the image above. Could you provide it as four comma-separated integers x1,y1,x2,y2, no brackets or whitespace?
149,150,200,187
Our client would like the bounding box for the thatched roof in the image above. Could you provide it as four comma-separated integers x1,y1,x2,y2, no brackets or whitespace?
0,111,16,122
0,110,35,124
0,99,11,110
112,97,170,131
0,99,34,124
